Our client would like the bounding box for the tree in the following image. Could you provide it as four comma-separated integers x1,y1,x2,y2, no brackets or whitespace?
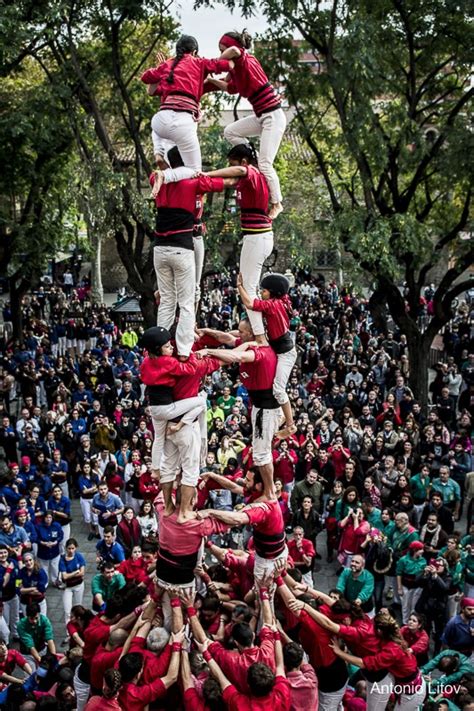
1,0,179,326
198,0,473,406
0,63,75,339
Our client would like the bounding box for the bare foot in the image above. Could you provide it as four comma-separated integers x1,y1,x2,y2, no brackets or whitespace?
268,202,283,220
167,421,183,436
275,423,297,440
151,170,164,198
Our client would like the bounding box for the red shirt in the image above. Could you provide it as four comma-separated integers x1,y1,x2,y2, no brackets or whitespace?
273,449,297,485
138,471,160,501
83,615,110,664
225,50,281,117
362,641,419,680
118,557,149,585
183,688,208,711
90,644,122,689
286,664,318,711
400,626,429,663
151,175,224,249
244,499,285,559
173,357,221,401
129,636,172,683
224,550,255,597
141,55,231,115
222,676,291,711
287,538,315,567
240,346,277,393
118,677,166,711
157,509,229,584
236,165,271,233
140,354,198,389
209,627,275,693
0,649,27,675
299,606,340,668
252,297,291,341
338,618,380,656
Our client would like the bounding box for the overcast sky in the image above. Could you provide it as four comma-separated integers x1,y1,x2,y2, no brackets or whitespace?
171,0,269,58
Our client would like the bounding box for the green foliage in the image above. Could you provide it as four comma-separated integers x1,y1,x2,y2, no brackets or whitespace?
0,59,75,281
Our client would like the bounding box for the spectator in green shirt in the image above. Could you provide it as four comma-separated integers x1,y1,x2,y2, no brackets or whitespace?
410,464,431,524
17,601,56,668
91,561,126,612
421,650,472,693
336,554,374,613
217,386,236,420
431,466,461,519
396,540,426,624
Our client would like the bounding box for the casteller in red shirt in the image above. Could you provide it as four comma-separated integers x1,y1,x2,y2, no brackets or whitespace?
208,626,276,694
222,675,291,711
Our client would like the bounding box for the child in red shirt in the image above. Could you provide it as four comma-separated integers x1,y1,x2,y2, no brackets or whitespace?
238,272,297,438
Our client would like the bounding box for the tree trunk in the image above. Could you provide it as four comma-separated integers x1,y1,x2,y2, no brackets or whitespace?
407,333,431,410
139,292,156,328
10,277,26,343
90,230,104,304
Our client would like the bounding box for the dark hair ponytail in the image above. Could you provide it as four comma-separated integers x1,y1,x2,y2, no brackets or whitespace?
224,29,252,49
227,142,258,166
167,34,199,85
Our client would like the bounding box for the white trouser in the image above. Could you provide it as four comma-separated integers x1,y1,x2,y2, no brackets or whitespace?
224,109,286,203
60,523,71,553
156,578,197,632
273,348,297,405
160,421,201,487
2,597,19,637
151,134,174,160
154,245,196,356
39,555,60,584
63,582,85,623
240,232,274,335
150,396,206,469
366,673,394,711
0,615,9,644
74,666,91,711
447,592,461,619
193,234,205,304
302,571,313,587
401,586,422,624
398,677,426,710
58,336,67,355
251,406,281,466
151,110,201,171
318,682,348,711
254,548,288,580
80,498,98,526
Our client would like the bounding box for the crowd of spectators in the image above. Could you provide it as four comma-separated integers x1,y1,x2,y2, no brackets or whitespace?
0,267,472,711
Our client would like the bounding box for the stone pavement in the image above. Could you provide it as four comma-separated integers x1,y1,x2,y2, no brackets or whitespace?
44,501,338,643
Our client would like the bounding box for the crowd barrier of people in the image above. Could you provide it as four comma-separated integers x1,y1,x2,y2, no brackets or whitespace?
0,28,473,711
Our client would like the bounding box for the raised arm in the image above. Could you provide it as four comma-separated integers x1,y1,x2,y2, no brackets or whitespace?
197,328,238,346
289,598,341,634
236,273,254,310
198,508,250,527
180,648,194,692
202,471,244,496
199,347,255,366
204,166,247,179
